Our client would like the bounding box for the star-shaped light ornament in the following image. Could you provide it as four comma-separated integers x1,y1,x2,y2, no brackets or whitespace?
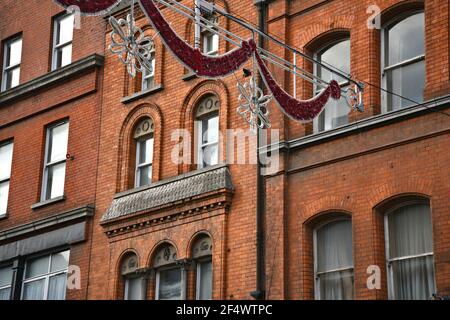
109,14,155,78
237,78,272,133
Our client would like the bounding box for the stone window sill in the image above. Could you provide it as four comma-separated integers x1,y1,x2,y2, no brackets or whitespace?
121,84,164,104
31,195,66,210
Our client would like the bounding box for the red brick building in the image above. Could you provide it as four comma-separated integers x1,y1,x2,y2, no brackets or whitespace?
0,0,105,299
0,0,449,301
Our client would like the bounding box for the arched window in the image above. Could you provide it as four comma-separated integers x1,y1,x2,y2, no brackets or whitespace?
141,49,156,91
120,253,146,300
384,200,435,300
192,235,213,300
313,39,350,132
382,11,425,112
153,244,182,300
195,95,220,169
134,118,154,187
314,218,354,300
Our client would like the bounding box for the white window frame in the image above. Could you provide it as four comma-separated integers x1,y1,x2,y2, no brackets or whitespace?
134,134,153,188
197,112,219,169
21,250,70,300
124,275,147,300
195,257,213,300
141,52,156,91
0,265,13,300
155,266,183,300
202,31,219,56
0,141,14,217
313,39,350,133
52,13,74,70
2,36,22,92
381,11,425,113
41,121,69,201
313,217,354,300
383,199,436,300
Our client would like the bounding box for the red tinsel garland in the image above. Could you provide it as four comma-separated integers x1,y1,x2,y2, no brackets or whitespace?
52,0,122,15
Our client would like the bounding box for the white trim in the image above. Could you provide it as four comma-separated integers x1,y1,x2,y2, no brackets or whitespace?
134,135,153,187
2,36,22,92
52,13,74,71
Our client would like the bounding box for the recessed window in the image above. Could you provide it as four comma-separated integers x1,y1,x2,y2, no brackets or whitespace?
2,36,22,91
154,245,182,300
314,218,354,300
314,39,350,133
196,95,220,169
192,235,213,300
382,12,425,112
0,265,13,300
141,52,156,91
21,250,70,300
202,31,219,56
121,253,146,300
134,118,154,187
52,13,74,70
42,121,69,201
0,141,13,217
385,201,435,300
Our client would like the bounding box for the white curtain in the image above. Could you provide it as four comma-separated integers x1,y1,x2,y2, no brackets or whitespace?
47,273,67,300
316,219,354,300
388,203,435,300
22,279,45,300
125,277,146,300
198,260,212,300
0,288,11,300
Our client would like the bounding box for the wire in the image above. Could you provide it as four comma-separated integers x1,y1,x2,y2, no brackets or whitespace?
209,2,450,117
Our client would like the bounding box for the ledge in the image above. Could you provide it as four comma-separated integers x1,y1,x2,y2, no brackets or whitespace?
259,95,450,154
0,54,104,106
101,164,234,222
0,204,94,242
31,195,66,210
182,71,198,81
121,84,164,104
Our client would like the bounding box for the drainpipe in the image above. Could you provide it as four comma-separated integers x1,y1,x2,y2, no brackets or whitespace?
194,0,201,48
250,0,268,301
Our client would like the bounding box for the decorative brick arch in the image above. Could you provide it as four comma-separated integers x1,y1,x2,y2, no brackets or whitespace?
187,230,215,259
367,176,433,208
301,194,357,223
178,79,230,174
117,103,164,192
113,248,141,299
146,239,180,267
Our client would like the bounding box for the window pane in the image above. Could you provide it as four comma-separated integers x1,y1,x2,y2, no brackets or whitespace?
50,251,70,272
316,220,353,272
206,116,219,143
22,279,45,300
125,277,145,300
46,162,66,200
391,255,435,300
25,255,50,279
0,288,11,300
198,260,212,300
137,165,152,187
48,273,67,300
158,268,182,300
318,269,354,300
0,142,13,180
138,138,153,165
5,67,20,90
58,14,74,45
0,266,13,287
387,60,425,111
7,38,22,66
388,13,424,66
202,144,218,167
48,123,69,163
317,88,349,132
0,181,10,215
388,203,433,259
319,40,350,84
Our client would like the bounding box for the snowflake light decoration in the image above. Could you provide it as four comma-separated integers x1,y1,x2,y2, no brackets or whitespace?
109,14,155,78
237,78,272,133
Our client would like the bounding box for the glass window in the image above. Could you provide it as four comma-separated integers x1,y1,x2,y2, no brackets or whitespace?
156,268,182,300
314,219,354,300
198,114,219,168
0,266,13,300
22,250,70,300
134,118,154,187
142,52,156,91
2,36,22,91
53,13,74,70
385,202,435,300
202,32,219,56
196,259,212,300
42,121,69,201
382,12,425,111
314,39,350,132
124,277,145,300
0,142,13,216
